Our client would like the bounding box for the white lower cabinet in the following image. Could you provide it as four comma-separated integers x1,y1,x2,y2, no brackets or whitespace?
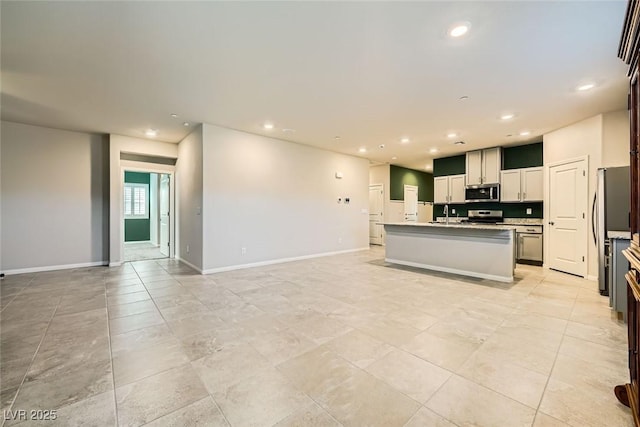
500,167,543,202
434,174,465,204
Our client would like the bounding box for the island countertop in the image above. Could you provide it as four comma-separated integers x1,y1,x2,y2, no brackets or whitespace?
381,222,517,231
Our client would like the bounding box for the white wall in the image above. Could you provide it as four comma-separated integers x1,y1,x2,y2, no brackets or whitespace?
1,121,109,273
544,115,601,279
176,125,204,271
602,109,630,168
109,134,178,265
544,111,630,280
201,123,369,272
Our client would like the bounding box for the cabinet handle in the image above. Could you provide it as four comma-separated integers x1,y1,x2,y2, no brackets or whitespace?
523,192,526,199
479,177,482,183
517,192,520,200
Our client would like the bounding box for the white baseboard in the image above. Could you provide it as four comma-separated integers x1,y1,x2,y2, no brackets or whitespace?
385,257,513,283
176,257,203,274
3,261,109,276
109,262,123,267
586,274,598,282
201,247,370,275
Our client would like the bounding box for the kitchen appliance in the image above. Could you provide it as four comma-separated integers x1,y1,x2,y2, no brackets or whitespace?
593,166,630,296
515,225,543,265
465,184,500,203
462,210,503,224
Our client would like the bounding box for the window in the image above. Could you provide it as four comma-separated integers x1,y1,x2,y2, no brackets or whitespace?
124,183,149,219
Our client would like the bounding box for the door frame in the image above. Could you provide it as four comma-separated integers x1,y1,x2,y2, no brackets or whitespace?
369,183,384,245
544,155,589,277
119,161,176,261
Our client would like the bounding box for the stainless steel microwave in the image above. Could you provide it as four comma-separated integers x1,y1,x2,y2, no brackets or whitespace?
465,184,500,203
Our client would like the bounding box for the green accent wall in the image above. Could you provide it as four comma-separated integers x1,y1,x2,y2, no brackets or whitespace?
433,155,466,177
433,202,544,219
390,165,434,202
124,171,151,242
502,142,543,170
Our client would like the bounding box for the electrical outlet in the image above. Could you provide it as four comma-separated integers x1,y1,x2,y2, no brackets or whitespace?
451,209,456,214
241,247,247,255
186,244,190,254
526,208,532,215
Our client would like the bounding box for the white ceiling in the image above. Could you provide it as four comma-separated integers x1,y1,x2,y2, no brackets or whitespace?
1,1,630,170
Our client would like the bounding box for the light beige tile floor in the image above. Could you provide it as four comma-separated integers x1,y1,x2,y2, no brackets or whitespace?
0,246,633,426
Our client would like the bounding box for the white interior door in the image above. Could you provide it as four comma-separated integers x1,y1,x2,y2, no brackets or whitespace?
404,185,418,222
548,158,588,276
159,174,170,256
369,184,384,245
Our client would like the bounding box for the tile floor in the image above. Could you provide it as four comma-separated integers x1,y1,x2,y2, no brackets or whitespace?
0,246,633,426
124,242,167,262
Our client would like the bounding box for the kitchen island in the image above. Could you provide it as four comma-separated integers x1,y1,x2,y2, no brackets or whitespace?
382,222,516,282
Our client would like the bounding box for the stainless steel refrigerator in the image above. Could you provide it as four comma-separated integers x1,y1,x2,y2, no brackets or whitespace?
594,166,630,295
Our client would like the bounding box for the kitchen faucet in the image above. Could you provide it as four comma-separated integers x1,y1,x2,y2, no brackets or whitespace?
444,204,449,225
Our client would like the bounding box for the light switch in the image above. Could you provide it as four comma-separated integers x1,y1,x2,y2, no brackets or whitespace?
196,207,201,215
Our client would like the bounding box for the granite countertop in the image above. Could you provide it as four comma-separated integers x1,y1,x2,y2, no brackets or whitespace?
609,230,631,240
381,222,517,231
433,217,543,227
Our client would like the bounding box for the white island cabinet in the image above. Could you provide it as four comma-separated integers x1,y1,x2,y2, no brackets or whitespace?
382,222,516,282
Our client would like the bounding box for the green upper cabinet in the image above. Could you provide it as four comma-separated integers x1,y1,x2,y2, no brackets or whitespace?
433,155,466,177
389,165,434,201
502,142,543,170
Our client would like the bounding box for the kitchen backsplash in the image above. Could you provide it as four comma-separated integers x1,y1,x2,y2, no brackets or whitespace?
432,202,543,219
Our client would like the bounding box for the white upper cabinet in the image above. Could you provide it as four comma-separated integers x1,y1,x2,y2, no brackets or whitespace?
500,169,521,202
482,147,501,184
449,174,466,203
434,175,465,204
522,167,543,201
433,177,449,204
499,167,543,202
466,147,501,185
466,150,483,186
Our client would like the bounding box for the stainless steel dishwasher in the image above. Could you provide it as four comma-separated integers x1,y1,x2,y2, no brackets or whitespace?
515,225,543,265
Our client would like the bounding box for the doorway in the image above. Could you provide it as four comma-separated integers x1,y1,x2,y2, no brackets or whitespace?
123,171,172,262
369,184,384,245
404,185,418,222
547,157,588,277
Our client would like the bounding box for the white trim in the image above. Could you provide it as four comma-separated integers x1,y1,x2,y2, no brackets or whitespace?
201,247,370,275
176,257,203,274
109,262,123,268
3,261,108,276
385,258,513,283
587,274,598,282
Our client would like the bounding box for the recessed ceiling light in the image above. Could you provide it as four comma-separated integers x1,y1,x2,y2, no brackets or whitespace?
359,147,367,153
577,83,595,91
170,113,178,118
519,130,531,136
263,122,274,130
400,137,410,144
392,156,397,160
449,22,470,38
333,135,340,140
379,144,385,149
459,95,469,101
183,122,190,127
425,165,432,170
500,113,515,120
283,128,296,133
429,148,439,154
454,141,466,145
447,133,458,138
145,129,158,137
